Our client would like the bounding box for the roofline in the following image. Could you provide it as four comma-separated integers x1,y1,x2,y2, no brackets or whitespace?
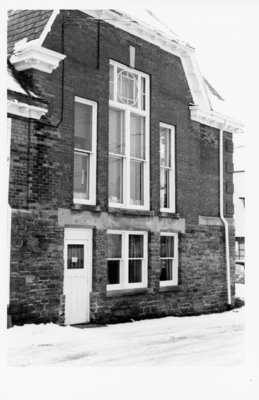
38,10,60,46
8,9,244,130
189,105,244,134
83,9,211,109
84,10,195,54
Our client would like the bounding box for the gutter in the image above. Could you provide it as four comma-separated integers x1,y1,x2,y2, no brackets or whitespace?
219,122,231,305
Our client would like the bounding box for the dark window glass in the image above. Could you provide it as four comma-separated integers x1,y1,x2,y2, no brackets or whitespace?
128,259,142,283
109,109,125,155
160,259,173,281
160,236,174,258
107,234,122,259
73,152,89,199
67,245,84,269
129,235,143,258
109,157,123,203
108,260,120,284
74,102,92,151
160,168,169,209
130,160,144,205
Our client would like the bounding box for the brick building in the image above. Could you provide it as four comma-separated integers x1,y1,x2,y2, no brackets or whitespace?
7,10,244,325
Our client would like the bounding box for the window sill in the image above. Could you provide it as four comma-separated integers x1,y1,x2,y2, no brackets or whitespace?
71,204,102,212
108,207,155,217
106,288,150,298
158,285,181,293
159,211,180,219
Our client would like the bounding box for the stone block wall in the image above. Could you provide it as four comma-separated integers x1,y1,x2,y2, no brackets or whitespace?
9,209,64,324
89,225,235,324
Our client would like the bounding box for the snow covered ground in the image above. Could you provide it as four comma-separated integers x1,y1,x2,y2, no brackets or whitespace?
7,284,245,367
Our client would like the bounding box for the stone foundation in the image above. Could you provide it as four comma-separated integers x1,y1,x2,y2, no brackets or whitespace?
9,207,235,325
9,209,64,324
89,224,236,323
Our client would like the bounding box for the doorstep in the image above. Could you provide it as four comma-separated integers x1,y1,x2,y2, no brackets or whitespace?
71,323,107,329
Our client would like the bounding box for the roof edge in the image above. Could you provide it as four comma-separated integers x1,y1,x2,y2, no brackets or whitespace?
83,9,211,109
7,99,48,120
189,105,244,134
38,10,60,46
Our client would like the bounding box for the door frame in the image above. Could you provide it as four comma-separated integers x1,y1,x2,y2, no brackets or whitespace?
63,227,92,325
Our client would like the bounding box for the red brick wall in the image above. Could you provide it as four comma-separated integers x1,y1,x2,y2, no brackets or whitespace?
9,10,234,220
9,117,29,209
8,10,235,324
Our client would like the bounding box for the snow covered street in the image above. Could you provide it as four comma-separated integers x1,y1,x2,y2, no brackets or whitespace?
7,305,244,367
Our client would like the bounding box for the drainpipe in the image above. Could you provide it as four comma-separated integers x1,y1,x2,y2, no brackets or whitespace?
219,121,231,305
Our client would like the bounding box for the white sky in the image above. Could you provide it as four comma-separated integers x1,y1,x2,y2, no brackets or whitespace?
127,2,254,164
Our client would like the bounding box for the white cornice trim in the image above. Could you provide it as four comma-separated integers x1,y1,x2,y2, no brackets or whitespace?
10,42,66,73
84,10,193,56
38,10,60,46
83,10,211,110
7,99,48,120
190,105,244,134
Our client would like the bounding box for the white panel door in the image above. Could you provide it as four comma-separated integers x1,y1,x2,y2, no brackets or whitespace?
64,228,92,325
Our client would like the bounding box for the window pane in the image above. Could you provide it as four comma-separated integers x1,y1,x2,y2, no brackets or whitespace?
109,64,114,101
160,259,173,281
107,234,122,258
130,160,144,205
73,152,89,199
109,156,123,203
129,235,143,258
160,127,171,167
74,102,92,151
128,259,142,283
140,77,146,110
67,245,84,269
108,260,120,284
109,109,125,155
130,114,145,159
160,168,170,208
117,68,138,106
160,236,174,258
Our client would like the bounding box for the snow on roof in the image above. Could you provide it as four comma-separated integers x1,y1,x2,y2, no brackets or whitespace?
7,65,40,98
203,77,242,121
7,66,28,96
110,9,192,48
8,10,54,55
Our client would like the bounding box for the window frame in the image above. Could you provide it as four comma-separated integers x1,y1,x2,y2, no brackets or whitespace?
73,96,97,206
160,122,176,213
160,232,178,287
109,60,150,211
107,230,148,291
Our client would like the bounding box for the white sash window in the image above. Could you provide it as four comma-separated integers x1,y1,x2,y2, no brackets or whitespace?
160,233,178,286
107,230,148,290
160,123,175,213
109,60,150,210
73,97,97,205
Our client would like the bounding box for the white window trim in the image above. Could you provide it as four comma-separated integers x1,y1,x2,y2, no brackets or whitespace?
160,122,176,213
107,230,148,291
73,96,97,206
160,232,178,287
109,60,150,211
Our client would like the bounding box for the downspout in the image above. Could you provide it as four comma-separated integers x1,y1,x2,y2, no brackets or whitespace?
219,121,231,305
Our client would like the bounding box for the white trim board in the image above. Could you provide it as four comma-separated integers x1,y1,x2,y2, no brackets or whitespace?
7,99,48,120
